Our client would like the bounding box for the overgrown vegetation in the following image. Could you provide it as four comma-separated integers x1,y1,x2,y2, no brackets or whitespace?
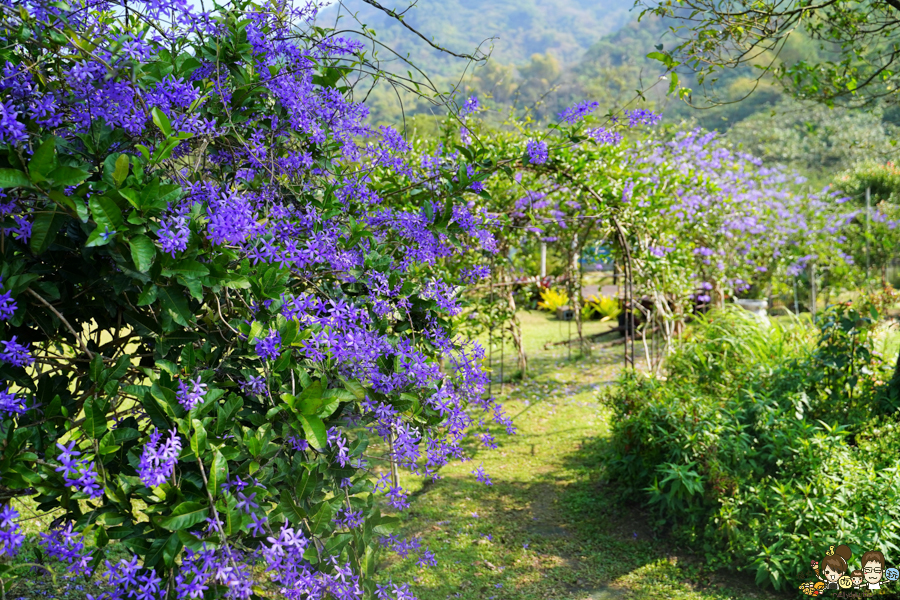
605,304,900,591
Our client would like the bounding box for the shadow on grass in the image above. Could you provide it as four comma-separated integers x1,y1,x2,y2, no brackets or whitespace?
555,435,795,600
383,474,663,600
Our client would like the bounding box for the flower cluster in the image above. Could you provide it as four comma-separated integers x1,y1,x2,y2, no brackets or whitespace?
0,0,514,597
177,376,207,411
0,505,24,557
39,523,92,576
54,442,103,498
526,139,549,165
138,429,181,487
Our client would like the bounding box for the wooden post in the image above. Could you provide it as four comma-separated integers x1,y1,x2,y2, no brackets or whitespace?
540,243,547,278
793,277,799,315
810,262,817,323
866,186,871,286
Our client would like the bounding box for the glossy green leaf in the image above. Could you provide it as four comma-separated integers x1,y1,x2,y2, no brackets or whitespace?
0,168,32,189
128,234,156,272
113,154,129,187
158,287,193,326
158,502,209,531
89,195,124,230
151,107,172,136
207,450,228,496
28,137,57,180
29,209,68,255
298,413,327,450
84,396,109,439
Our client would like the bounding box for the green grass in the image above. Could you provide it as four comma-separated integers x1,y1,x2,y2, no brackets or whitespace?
380,312,780,600
5,309,787,600
479,309,624,383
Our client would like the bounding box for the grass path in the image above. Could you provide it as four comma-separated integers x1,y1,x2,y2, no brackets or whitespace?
380,345,772,600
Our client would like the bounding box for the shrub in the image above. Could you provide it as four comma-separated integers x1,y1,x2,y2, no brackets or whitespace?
537,288,569,314
583,294,621,321
0,1,509,598
605,303,900,591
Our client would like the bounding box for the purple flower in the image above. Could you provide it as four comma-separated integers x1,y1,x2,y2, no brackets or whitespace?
460,95,480,116
559,100,599,124
585,127,622,145
624,108,661,127
0,280,17,320
333,507,364,529
240,374,267,397
525,139,548,165
54,441,103,498
176,376,207,411
235,491,259,514
256,329,281,361
471,462,492,486
247,512,267,536
39,523,92,576
138,429,181,488
0,336,33,367
0,505,24,557
0,385,26,416
327,427,351,466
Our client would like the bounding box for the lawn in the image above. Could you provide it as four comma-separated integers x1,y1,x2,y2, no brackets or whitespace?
5,310,797,600
378,311,781,600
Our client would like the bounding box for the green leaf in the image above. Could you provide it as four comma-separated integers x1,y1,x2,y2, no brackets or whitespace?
340,379,366,400
373,515,399,535
170,259,209,278
144,533,180,568
248,321,265,342
0,168,32,189
84,396,109,439
152,107,172,136
137,284,157,306
142,392,171,430
51,166,90,187
28,137,57,180
29,209,68,255
84,225,113,248
158,287,193,326
158,501,209,531
207,450,228,496
279,490,308,523
298,414,327,450
128,235,156,272
113,154,129,188
99,427,140,454
309,502,333,536
190,419,207,455
118,188,141,210
89,195,124,230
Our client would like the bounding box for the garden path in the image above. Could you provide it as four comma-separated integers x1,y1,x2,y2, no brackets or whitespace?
380,323,780,600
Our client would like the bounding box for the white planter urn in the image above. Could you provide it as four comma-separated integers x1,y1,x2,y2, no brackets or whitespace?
733,298,768,317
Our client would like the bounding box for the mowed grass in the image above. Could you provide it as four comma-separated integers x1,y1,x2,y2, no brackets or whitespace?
379,311,779,600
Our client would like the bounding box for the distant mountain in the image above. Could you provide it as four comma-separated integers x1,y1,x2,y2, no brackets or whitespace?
316,0,636,77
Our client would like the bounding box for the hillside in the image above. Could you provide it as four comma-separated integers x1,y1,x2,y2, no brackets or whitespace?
323,1,900,182
316,0,635,78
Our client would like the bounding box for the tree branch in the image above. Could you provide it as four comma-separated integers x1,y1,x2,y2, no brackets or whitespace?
27,288,94,360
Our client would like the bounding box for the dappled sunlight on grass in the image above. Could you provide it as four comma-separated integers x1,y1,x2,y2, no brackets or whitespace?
381,342,781,600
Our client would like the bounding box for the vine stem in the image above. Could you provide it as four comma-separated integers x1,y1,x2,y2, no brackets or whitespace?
26,288,94,360
193,437,243,579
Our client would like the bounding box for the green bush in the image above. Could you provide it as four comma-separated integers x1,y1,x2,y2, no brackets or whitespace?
605,304,900,591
